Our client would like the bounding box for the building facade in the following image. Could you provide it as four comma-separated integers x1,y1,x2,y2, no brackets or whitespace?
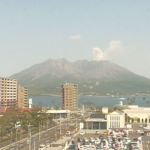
115,101,150,124
85,114,107,131
46,109,70,119
0,77,17,108
107,110,125,129
61,83,78,111
123,108,150,124
17,86,28,108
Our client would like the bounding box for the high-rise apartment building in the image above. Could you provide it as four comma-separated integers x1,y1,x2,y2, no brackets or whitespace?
61,83,78,111
18,86,28,108
0,77,17,108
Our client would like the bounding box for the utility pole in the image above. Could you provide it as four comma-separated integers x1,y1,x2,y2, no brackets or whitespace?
34,141,35,150
15,128,18,150
15,121,21,150
28,123,33,150
10,130,12,149
39,122,41,141
60,119,61,139
47,119,48,130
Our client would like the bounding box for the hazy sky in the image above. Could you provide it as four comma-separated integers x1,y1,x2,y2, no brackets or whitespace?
1,0,150,78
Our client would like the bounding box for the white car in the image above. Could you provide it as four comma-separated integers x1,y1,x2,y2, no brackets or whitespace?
84,138,89,142
90,137,95,143
95,139,100,145
39,144,46,150
84,144,90,149
124,137,131,144
66,131,71,135
46,143,50,148
80,131,85,135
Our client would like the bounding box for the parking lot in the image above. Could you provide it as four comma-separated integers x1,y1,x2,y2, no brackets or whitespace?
128,124,150,150
65,123,150,150
66,129,138,149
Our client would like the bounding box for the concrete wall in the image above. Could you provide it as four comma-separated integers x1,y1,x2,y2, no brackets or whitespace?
80,129,106,134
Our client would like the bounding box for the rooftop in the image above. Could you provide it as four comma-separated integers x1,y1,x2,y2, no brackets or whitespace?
90,114,106,119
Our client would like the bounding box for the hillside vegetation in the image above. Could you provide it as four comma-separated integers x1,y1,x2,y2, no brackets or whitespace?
11,59,150,96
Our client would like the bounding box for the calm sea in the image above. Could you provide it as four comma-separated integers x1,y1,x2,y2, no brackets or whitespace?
29,95,150,108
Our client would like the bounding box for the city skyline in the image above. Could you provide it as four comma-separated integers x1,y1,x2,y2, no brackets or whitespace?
0,1,150,78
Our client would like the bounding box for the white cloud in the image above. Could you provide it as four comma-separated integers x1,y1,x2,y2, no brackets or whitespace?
91,40,123,61
108,40,123,53
92,47,104,61
69,35,81,40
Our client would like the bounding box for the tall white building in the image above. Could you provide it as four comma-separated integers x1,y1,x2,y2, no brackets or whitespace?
0,77,17,108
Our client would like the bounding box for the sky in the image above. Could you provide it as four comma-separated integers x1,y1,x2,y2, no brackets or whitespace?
0,0,150,78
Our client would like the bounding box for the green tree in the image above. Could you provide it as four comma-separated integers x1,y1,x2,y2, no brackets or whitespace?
51,99,56,107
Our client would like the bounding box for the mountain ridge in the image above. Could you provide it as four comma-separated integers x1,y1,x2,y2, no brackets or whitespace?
10,59,150,96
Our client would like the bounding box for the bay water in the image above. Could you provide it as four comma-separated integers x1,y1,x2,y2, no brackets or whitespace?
30,95,150,108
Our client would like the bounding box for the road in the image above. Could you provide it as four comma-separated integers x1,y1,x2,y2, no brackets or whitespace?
0,125,61,150
0,116,86,150
0,113,90,150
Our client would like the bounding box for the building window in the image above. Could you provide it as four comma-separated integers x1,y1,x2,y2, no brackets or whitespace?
88,122,92,129
101,122,107,129
93,122,99,129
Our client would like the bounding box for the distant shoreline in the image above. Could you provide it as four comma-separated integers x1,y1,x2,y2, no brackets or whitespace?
29,94,150,97
40,94,61,97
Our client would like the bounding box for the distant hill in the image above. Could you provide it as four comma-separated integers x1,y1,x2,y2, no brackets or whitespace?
11,58,150,96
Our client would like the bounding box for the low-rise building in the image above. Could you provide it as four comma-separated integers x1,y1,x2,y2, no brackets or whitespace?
84,110,125,133
124,107,150,123
85,114,107,133
115,101,150,124
46,109,70,119
107,110,125,129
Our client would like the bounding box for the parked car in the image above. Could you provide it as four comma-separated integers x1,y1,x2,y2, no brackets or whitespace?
80,131,85,135
39,144,46,150
99,135,103,139
95,131,100,135
95,139,100,145
103,131,107,135
68,145,78,150
89,137,95,143
66,131,71,135
46,143,50,148
140,132,145,136
96,145,102,149
84,138,89,142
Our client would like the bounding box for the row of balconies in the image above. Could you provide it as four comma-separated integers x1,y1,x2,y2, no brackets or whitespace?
0,84,17,86
0,88,17,90
0,104,16,107
0,102,17,105
1,93,17,94
0,99,17,101
0,90,16,92
0,96,17,98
